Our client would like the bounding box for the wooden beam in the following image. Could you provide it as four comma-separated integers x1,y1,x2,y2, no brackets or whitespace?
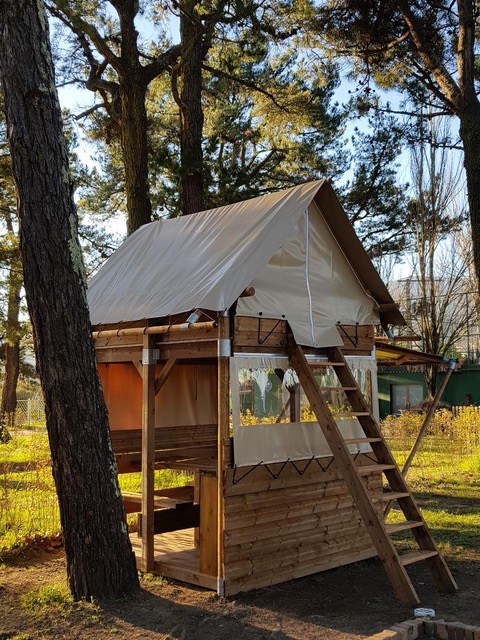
133,361,143,379
141,334,156,572
93,320,217,340
154,357,177,396
217,312,231,592
200,474,219,576
239,286,255,298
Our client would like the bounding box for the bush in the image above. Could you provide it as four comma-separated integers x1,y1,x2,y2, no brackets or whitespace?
382,408,480,450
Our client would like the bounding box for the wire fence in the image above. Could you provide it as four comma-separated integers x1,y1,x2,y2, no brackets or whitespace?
382,407,480,481
15,398,45,427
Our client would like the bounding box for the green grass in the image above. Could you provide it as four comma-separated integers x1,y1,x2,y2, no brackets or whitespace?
386,426,480,558
20,583,73,615
1,417,479,563
0,430,192,557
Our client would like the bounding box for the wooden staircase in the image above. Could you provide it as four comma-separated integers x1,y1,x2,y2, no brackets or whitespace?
288,339,457,606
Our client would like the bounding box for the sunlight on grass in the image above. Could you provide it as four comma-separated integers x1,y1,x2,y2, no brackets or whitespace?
1,429,192,556
21,583,73,615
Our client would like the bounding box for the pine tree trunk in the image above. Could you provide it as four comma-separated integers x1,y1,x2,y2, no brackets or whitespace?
121,79,152,234
117,3,152,235
459,101,480,295
0,0,139,600
179,0,205,215
0,248,22,440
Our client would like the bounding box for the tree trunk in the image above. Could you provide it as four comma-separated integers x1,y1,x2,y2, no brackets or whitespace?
115,1,152,235
459,101,480,295
0,0,139,600
0,246,22,440
179,0,205,215
121,78,152,234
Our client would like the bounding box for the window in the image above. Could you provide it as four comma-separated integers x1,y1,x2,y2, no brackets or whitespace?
391,384,424,415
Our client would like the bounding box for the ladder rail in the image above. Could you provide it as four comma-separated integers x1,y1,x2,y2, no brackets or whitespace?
330,346,457,593
289,339,421,606
288,339,457,602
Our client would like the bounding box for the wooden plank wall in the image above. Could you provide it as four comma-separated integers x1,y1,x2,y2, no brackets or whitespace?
232,317,374,356
337,325,375,356
223,456,382,596
110,425,218,473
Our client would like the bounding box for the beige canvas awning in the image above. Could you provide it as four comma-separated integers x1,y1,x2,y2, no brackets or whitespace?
88,180,405,348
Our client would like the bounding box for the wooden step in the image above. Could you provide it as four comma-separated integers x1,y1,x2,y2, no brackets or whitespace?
343,437,382,445
385,521,424,534
319,386,357,391
356,464,396,475
333,412,371,417
309,361,345,367
399,550,438,566
373,492,411,502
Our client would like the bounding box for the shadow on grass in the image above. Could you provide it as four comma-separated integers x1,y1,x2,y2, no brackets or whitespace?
413,491,480,515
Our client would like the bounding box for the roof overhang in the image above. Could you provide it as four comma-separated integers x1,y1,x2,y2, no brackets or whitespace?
375,340,448,366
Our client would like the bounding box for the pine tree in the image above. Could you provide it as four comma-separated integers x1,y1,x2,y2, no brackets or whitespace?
0,0,139,599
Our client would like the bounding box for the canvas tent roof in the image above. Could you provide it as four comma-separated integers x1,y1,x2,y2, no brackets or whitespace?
88,180,405,347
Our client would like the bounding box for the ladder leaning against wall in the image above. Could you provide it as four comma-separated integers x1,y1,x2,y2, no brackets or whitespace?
288,336,457,607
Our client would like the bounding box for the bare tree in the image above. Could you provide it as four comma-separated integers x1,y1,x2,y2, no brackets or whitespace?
394,118,473,395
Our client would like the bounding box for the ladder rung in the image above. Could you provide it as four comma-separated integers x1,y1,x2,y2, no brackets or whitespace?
399,550,438,566
356,464,396,475
373,492,411,502
319,386,357,391
385,521,424,534
309,362,346,367
334,412,370,417
343,437,382,445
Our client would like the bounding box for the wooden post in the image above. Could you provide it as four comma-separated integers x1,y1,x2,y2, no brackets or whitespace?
141,334,156,572
217,311,231,594
289,386,300,422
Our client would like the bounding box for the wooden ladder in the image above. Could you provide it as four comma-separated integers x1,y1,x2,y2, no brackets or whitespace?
288,339,457,606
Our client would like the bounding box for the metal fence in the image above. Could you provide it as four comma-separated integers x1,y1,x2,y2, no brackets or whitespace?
15,397,45,426
452,405,480,417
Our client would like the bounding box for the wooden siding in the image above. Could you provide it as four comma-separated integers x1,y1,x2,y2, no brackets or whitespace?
232,316,374,355
223,456,382,596
110,425,218,473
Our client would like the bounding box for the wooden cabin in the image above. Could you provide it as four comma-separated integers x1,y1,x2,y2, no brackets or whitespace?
88,180,456,605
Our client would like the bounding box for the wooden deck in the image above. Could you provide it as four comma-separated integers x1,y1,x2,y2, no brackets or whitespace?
130,528,218,591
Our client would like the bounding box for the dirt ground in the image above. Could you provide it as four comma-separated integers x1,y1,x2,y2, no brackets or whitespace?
1,548,479,640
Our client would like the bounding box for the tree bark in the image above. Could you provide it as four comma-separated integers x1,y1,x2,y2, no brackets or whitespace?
0,245,22,440
121,78,152,234
459,102,480,293
0,0,139,600
178,0,205,215
116,2,152,234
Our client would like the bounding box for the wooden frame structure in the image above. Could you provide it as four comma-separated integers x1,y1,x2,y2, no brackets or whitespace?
93,314,456,603
88,180,456,603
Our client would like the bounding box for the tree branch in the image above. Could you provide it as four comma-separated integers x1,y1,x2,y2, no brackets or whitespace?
396,0,462,111
202,63,288,111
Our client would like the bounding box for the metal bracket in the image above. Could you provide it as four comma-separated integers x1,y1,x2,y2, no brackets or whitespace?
257,316,284,345
337,322,359,348
142,348,160,365
218,338,232,357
